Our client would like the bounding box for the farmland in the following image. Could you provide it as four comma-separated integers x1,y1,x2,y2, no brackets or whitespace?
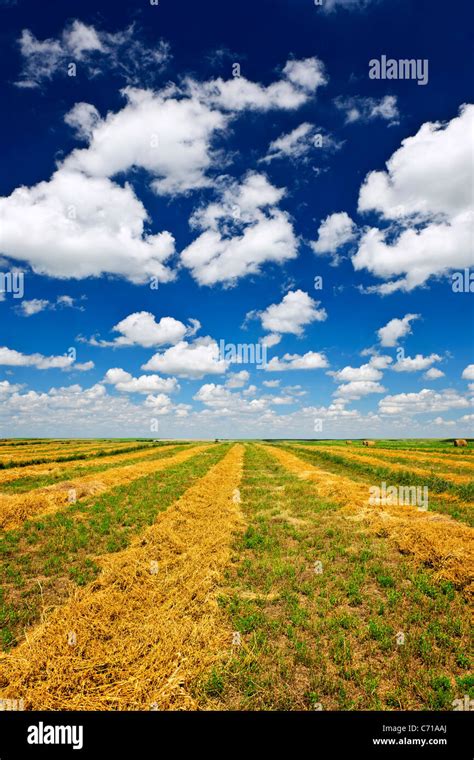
0,438,472,711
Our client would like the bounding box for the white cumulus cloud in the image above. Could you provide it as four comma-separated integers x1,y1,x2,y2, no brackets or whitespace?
0,346,74,370
181,173,297,286
354,105,474,292
0,169,175,283
88,312,194,348
424,367,445,380
462,364,474,380
258,289,327,337
311,212,357,260
103,368,179,394
265,351,329,372
225,370,250,388
186,57,327,112
142,337,228,379
379,388,471,415
392,353,442,372
377,314,420,347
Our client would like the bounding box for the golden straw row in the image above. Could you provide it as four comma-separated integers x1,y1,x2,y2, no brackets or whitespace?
0,444,244,710
329,444,473,466
292,445,474,485
265,445,474,596
0,439,102,452
0,440,93,456
0,444,210,530
293,442,474,472
0,440,149,465
384,449,474,468
0,439,137,457
0,442,183,488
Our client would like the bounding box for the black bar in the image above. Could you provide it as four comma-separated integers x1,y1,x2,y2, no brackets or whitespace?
0,711,471,758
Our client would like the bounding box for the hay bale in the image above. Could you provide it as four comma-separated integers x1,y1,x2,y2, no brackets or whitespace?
363,440,376,447
346,441,352,445
454,439,468,447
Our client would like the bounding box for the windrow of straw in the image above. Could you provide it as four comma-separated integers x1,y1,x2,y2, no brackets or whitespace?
0,444,245,710
292,444,474,484
265,445,474,596
307,444,474,473
0,439,137,457
0,444,210,530
0,441,96,456
0,442,183,489
0,441,154,468
0,439,74,447
3,440,155,461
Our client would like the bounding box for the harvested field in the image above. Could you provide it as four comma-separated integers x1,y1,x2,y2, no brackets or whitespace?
284,443,474,526
0,442,188,491
0,444,232,649
0,445,244,710
266,445,474,595
292,444,474,484
194,445,472,711
0,438,472,712
0,441,160,469
0,444,209,529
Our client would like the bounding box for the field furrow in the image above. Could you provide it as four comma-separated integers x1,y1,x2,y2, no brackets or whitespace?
0,444,244,710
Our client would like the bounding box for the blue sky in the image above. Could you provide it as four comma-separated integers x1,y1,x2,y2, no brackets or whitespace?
0,0,472,438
